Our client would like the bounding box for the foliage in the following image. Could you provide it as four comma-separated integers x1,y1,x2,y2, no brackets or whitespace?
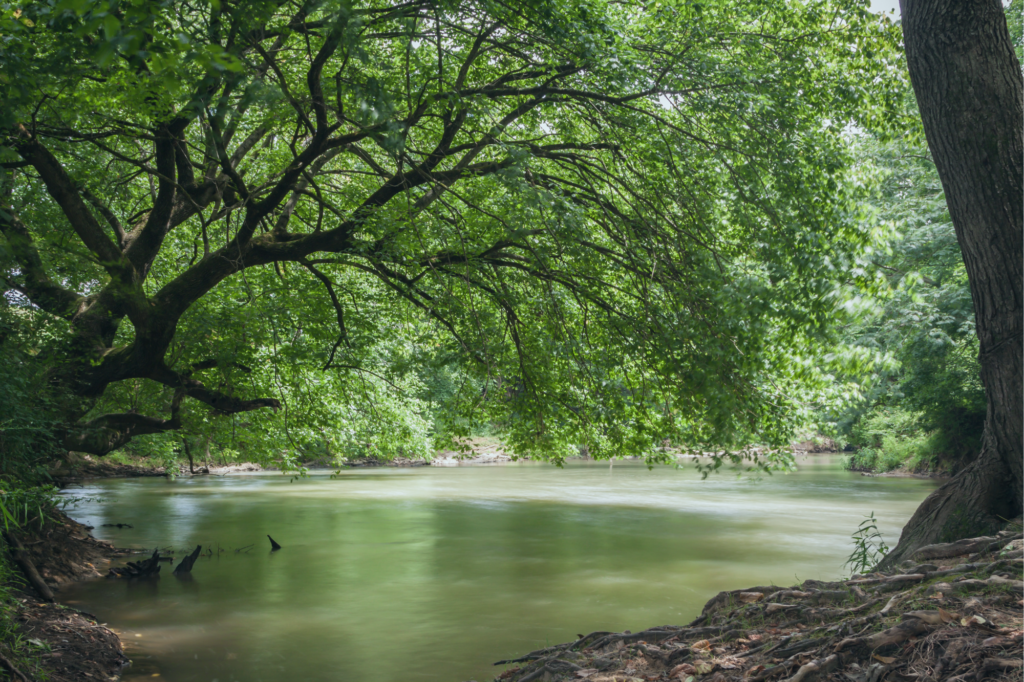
844,512,889,575
828,95,984,473
0,481,63,680
1008,0,1023,62
0,0,905,470
0,552,47,682
0,305,71,485
0,485,64,532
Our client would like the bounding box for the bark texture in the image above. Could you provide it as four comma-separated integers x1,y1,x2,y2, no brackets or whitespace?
882,0,1023,568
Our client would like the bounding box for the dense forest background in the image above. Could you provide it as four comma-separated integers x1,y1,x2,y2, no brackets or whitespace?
0,0,1019,483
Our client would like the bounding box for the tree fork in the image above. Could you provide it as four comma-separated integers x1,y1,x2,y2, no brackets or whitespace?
882,0,1023,568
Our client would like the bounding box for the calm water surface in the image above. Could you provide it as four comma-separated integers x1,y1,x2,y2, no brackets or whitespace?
60,457,936,682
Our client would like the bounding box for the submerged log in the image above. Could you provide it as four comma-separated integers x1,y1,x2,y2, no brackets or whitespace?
109,550,162,578
173,545,202,574
2,531,55,602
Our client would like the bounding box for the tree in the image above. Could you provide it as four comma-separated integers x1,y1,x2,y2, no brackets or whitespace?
0,0,897,466
880,0,1022,566
831,118,985,472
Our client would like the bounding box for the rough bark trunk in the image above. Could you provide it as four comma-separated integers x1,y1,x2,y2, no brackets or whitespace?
881,0,1023,568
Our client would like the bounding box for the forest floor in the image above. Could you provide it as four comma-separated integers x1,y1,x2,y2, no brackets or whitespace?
491,528,1023,682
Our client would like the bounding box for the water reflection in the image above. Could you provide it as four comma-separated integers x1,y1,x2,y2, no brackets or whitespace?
61,457,936,682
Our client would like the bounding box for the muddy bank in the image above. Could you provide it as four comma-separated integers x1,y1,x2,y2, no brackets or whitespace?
3,513,128,681
493,530,1023,682
11,598,127,681
10,514,124,587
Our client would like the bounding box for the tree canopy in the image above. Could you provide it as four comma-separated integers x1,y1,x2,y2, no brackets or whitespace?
0,0,901,468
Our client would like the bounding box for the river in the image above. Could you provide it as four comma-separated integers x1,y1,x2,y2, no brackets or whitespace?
60,456,937,682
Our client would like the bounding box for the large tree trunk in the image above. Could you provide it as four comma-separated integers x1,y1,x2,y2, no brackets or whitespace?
881,0,1023,568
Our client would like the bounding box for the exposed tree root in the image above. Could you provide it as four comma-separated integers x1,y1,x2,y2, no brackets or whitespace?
494,530,1024,682
0,650,31,682
2,531,54,602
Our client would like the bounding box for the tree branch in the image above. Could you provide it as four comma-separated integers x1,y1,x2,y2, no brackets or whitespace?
14,131,128,275
0,191,81,318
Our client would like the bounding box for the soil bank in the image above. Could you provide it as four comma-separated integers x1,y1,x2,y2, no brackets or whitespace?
491,531,1023,682
2,513,129,681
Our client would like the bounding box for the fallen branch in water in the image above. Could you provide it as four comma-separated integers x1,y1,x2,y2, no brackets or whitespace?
173,545,202,575
108,550,162,578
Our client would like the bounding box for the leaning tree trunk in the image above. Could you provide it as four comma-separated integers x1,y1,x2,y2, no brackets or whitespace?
881,0,1023,568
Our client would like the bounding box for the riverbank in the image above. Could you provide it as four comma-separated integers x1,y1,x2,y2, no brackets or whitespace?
1,512,129,681
492,528,1023,682
55,437,849,482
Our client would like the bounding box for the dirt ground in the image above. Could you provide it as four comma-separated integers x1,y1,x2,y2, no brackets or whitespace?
3,513,129,681
14,515,125,588
11,599,126,682
493,530,1023,682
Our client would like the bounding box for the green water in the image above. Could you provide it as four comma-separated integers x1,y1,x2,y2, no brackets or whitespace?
60,457,936,682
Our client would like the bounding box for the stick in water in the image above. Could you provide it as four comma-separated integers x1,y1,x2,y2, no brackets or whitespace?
268,535,282,551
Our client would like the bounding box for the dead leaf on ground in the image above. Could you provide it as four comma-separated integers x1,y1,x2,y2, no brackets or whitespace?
690,639,711,651
738,592,764,603
938,607,956,623
669,663,695,678
694,660,715,675
872,654,896,664
714,656,743,670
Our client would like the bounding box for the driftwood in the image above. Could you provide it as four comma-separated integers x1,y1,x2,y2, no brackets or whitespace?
268,535,282,551
108,550,162,578
172,545,202,574
2,530,54,602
